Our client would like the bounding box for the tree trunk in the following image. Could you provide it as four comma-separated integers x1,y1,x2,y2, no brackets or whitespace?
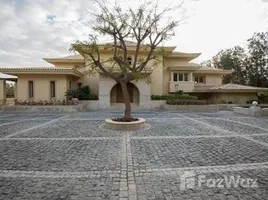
120,81,132,120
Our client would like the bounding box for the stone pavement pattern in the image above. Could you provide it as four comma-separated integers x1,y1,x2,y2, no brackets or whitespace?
0,111,268,199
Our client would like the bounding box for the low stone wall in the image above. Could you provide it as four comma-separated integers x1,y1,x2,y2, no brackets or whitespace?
2,101,268,113
218,104,240,111
164,104,220,112
6,98,15,105
233,107,251,116
260,108,268,116
0,105,82,113
149,100,166,109
233,106,262,117
79,100,99,111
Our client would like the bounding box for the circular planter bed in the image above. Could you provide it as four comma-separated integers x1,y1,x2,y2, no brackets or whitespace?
104,118,146,131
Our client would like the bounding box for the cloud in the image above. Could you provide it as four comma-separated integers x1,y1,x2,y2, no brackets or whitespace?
0,0,91,67
171,0,268,62
0,0,268,67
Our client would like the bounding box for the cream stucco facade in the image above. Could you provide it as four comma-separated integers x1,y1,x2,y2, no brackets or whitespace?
0,42,267,107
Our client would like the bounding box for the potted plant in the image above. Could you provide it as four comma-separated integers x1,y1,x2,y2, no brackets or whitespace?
65,88,80,104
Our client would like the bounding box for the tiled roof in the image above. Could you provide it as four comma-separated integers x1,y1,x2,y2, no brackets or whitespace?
209,83,268,90
193,84,215,92
0,67,83,77
193,83,268,93
209,83,268,92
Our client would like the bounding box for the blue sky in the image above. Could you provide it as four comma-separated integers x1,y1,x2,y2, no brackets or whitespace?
0,0,267,67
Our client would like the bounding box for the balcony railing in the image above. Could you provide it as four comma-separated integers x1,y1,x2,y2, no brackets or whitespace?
169,81,195,93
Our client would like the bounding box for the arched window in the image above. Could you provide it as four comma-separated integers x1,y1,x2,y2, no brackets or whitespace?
127,57,132,65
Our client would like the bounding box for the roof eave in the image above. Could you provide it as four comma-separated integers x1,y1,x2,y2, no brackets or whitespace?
209,89,268,93
43,58,85,64
166,53,201,59
194,70,233,74
96,68,153,74
0,69,83,78
168,66,200,71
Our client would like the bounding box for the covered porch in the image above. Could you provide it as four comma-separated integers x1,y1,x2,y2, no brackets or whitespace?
0,73,17,105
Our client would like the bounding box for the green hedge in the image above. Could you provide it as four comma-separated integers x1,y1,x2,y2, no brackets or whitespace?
167,99,207,105
151,94,198,100
151,95,169,100
168,95,198,100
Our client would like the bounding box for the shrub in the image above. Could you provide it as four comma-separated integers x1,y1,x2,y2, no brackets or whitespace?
88,94,99,100
258,92,268,103
15,100,70,106
167,94,198,100
151,94,197,101
151,95,168,100
174,90,183,96
65,88,80,98
77,86,90,100
167,99,207,105
66,86,99,100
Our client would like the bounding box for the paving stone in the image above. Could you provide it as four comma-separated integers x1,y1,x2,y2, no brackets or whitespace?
0,111,268,199
197,118,265,135
0,139,121,171
0,120,50,138
0,176,119,200
252,135,268,144
131,137,268,170
15,119,122,138
133,118,225,137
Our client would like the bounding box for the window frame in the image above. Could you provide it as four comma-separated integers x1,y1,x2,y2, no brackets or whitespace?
28,80,34,99
127,57,132,65
194,75,206,83
50,81,56,98
173,73,189,82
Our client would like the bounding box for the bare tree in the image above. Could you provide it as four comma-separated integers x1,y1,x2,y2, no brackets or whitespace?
71,0,181,121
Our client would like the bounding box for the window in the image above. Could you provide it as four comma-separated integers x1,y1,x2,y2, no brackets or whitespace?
77,82,82,88
173,73,177,81
173,73,189,82
127,57,132,65
50,81,56,98
28,81,34,98
194,76,205,83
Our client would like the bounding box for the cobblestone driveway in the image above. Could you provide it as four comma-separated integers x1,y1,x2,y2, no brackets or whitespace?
1,111,268,200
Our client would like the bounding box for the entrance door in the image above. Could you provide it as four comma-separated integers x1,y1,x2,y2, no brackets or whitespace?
115,83,134,103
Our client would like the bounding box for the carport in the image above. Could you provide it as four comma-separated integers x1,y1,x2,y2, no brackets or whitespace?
0,73,17,105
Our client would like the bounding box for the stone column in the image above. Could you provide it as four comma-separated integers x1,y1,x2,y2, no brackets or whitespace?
189,72,193,82
98,74,116,109
14,82,17,99
0,80,6,105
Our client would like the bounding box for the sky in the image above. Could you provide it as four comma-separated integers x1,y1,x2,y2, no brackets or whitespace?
0,0,267,67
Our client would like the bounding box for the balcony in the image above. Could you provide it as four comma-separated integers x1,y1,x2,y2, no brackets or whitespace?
169,81,195,93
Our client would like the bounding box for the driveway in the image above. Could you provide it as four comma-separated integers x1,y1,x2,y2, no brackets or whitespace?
0,111,268,200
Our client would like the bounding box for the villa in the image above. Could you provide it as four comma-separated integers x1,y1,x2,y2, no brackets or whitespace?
0,42,267,108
